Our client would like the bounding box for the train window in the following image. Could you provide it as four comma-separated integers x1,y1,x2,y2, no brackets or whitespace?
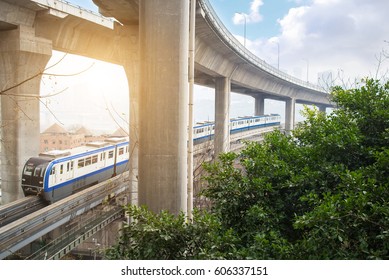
119,147,124,155
100,152,106,161
51,167,56,175
60,164,63,174
78,159,85,168
85,157,91,166
23,165,34,176
108,151,114,159
33,167,41,177
67,162,70,172
70,161,74,171
92,155,98,164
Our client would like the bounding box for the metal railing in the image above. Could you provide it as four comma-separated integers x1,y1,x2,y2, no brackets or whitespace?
31,0,114,28
26,206,123,260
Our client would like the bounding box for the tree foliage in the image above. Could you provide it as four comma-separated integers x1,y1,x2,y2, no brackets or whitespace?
106,78,389,259
104,205,240,260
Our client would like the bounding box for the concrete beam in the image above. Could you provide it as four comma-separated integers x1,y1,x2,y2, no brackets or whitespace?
138,0,189,215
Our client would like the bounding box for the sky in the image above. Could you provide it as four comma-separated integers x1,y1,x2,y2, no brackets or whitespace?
40,0,389,134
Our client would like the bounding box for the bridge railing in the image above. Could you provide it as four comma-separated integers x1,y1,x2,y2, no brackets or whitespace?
31,0,114,28
198,0,325,93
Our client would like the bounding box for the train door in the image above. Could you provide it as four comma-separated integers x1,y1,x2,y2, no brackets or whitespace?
48,165,57,187
113,145,118,177
100,151,107,168
65,161,74,180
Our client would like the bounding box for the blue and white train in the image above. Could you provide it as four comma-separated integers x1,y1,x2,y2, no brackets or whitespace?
193,114,281,143
21,137,129,203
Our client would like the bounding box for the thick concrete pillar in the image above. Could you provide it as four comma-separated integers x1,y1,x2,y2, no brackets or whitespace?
318,104,326,113
138,1,189,215
254,95,265,116
121,25,140,207
214,77,230,156
0,26,52,204
285,97,296,134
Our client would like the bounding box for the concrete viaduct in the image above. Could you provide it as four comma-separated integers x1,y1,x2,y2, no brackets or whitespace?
0,0,332,215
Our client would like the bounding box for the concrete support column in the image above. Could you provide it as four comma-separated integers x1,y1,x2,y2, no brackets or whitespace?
214,77,230,156
0,26,52,204
138,0,189,215
285,97,296,134
318,105,326,114
121,25,140,207
254,95,265,116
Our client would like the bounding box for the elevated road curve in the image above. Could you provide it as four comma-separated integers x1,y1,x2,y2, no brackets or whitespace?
195,0,329,106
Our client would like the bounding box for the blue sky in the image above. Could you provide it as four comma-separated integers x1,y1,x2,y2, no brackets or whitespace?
209,0,298,39
41,0,389,132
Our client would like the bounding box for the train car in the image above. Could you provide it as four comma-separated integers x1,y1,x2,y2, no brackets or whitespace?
193,121,215,143
193,114,281,143
21,137,129,203
230,114,281,134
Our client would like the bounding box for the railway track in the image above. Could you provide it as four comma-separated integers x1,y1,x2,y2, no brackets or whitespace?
0,196,47,227
0,172,129,260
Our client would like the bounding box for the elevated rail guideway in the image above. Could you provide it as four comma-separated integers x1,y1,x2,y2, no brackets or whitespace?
0,0,332,215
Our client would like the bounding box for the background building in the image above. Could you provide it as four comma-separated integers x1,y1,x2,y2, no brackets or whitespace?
39,123,126,153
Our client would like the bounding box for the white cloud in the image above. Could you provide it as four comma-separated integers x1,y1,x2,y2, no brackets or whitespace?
233,0,264,24
246,0,389,85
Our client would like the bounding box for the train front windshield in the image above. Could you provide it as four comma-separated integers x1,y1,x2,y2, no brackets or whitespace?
22,158,51,196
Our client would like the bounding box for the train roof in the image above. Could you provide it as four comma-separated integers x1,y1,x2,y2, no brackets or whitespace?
39,150,71,159
231,114,281,121
194,114,281,128
38,137,129,160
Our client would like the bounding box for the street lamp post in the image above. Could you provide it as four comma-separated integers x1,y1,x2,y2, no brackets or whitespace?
274,42,280,70
236,12,247,48
302,58,309,82
270,40,280,70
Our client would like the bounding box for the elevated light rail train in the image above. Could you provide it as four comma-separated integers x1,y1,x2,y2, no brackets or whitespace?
193,114,281,143
22,137,130,204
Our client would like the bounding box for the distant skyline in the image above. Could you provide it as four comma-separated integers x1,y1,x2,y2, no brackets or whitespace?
40,0,389,133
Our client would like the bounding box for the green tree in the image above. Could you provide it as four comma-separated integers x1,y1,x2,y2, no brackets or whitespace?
106,78,388,259
105,205,240,260
202,78,388,259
